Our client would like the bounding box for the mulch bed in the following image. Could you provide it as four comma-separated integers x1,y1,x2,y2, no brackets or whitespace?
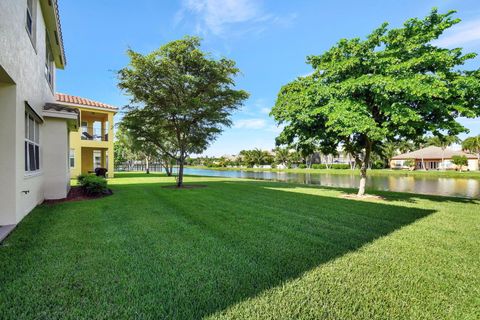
340,193,385,201
42,186,113,205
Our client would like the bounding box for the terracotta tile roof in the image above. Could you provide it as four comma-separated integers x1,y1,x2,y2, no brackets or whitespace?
55,93,118,111
392,146,477,160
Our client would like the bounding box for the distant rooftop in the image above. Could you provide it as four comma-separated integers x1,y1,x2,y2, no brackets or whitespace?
55,93,118,111
392,146,477,160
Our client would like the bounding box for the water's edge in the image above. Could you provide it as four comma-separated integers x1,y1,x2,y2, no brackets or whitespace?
180,168,480,199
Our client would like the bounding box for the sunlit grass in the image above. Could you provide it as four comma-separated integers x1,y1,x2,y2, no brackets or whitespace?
0,172,478,319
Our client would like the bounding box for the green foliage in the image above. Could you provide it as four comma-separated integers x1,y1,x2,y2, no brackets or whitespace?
271,9,480,194
114,127,137,165
78,175,108,196
426,135,460,149
298,164,307,169
312,164,327,169
451,155,468,169
331,164,351,169
77,174,88,185
239,149,274,167
404,158,416,167
118,36,249,186
462,135,480,158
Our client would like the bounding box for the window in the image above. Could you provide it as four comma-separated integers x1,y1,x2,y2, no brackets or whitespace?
26,0,36,47
45,32,54,88
93,150,102,169
69,149,75,168
25,108,41,173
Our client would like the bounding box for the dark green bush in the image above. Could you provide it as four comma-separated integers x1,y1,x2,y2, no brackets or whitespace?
331,164,350,169
371,160,385,169
77,174,88,184
79,175,108,196
311,164,327,169
298,164,307,169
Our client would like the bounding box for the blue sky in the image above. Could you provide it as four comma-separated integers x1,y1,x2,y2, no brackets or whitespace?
57,0,480,156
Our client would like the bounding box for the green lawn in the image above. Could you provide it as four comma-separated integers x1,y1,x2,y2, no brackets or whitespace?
0,173,479,319
187,165,480,179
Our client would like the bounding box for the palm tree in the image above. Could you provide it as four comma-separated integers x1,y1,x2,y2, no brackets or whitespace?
427,135,461,170
250,148,273,166
381,140,415,168
462,135,480,164
274,147,290,167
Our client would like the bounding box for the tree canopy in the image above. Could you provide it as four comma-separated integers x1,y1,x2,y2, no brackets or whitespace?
271,9,480,195
118,36,249,186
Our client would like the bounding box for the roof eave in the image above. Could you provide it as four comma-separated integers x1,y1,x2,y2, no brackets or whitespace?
54,100,118,114
40,0,66,69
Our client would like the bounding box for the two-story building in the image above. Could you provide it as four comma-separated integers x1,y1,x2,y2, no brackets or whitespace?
0,0,117,241
55,93,117,178
0,0,78,233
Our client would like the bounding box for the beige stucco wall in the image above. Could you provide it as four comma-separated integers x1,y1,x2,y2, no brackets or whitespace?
467,159,479,171
43,118,70,199
0,0,61,224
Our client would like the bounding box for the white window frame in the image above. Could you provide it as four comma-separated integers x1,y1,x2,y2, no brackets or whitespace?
93,150,102,169
26,0,37,49
69,149,75,168
25,109,41,175
45,30,54,90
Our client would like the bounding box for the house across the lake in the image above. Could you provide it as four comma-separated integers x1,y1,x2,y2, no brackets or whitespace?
391,146,479,171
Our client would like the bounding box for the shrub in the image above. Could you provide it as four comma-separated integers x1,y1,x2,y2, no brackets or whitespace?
79,175,108,196
451,155,468,171
331,164,350,169
77,174,88,185
298,164,307,169
371,160,385,169
312,164,327,169
404,158,415,168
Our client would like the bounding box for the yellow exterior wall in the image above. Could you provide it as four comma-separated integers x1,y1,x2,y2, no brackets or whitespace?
68,106,116,178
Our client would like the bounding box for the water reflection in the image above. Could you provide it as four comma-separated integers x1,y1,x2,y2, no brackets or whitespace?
182,168,480,199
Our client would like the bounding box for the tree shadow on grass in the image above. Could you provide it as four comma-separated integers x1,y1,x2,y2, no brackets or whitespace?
224,179,480,204
1,178,436,319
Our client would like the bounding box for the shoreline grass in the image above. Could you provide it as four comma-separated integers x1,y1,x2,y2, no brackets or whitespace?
1,172,479,319
186,165,480,179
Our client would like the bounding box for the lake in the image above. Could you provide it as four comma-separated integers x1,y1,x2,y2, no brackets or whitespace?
182,168,480,199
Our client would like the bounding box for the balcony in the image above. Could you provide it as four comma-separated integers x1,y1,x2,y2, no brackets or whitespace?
81,126,108,142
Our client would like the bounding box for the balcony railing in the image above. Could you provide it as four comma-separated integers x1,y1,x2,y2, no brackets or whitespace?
81,127,108,141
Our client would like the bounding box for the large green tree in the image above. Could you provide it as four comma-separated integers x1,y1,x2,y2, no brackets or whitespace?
118,36,249,187
271,9,480,196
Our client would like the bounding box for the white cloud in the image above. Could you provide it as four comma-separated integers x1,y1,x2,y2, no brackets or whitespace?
265,123,285,134
234,118,266,129
433,18,480,48
176,0,296,36
260,107,271,114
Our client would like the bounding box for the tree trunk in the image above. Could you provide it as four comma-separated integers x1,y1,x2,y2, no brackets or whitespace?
176,157,185,187
145,157,150,174
358,166,367,197
357,140,372,197
165,163,173,176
